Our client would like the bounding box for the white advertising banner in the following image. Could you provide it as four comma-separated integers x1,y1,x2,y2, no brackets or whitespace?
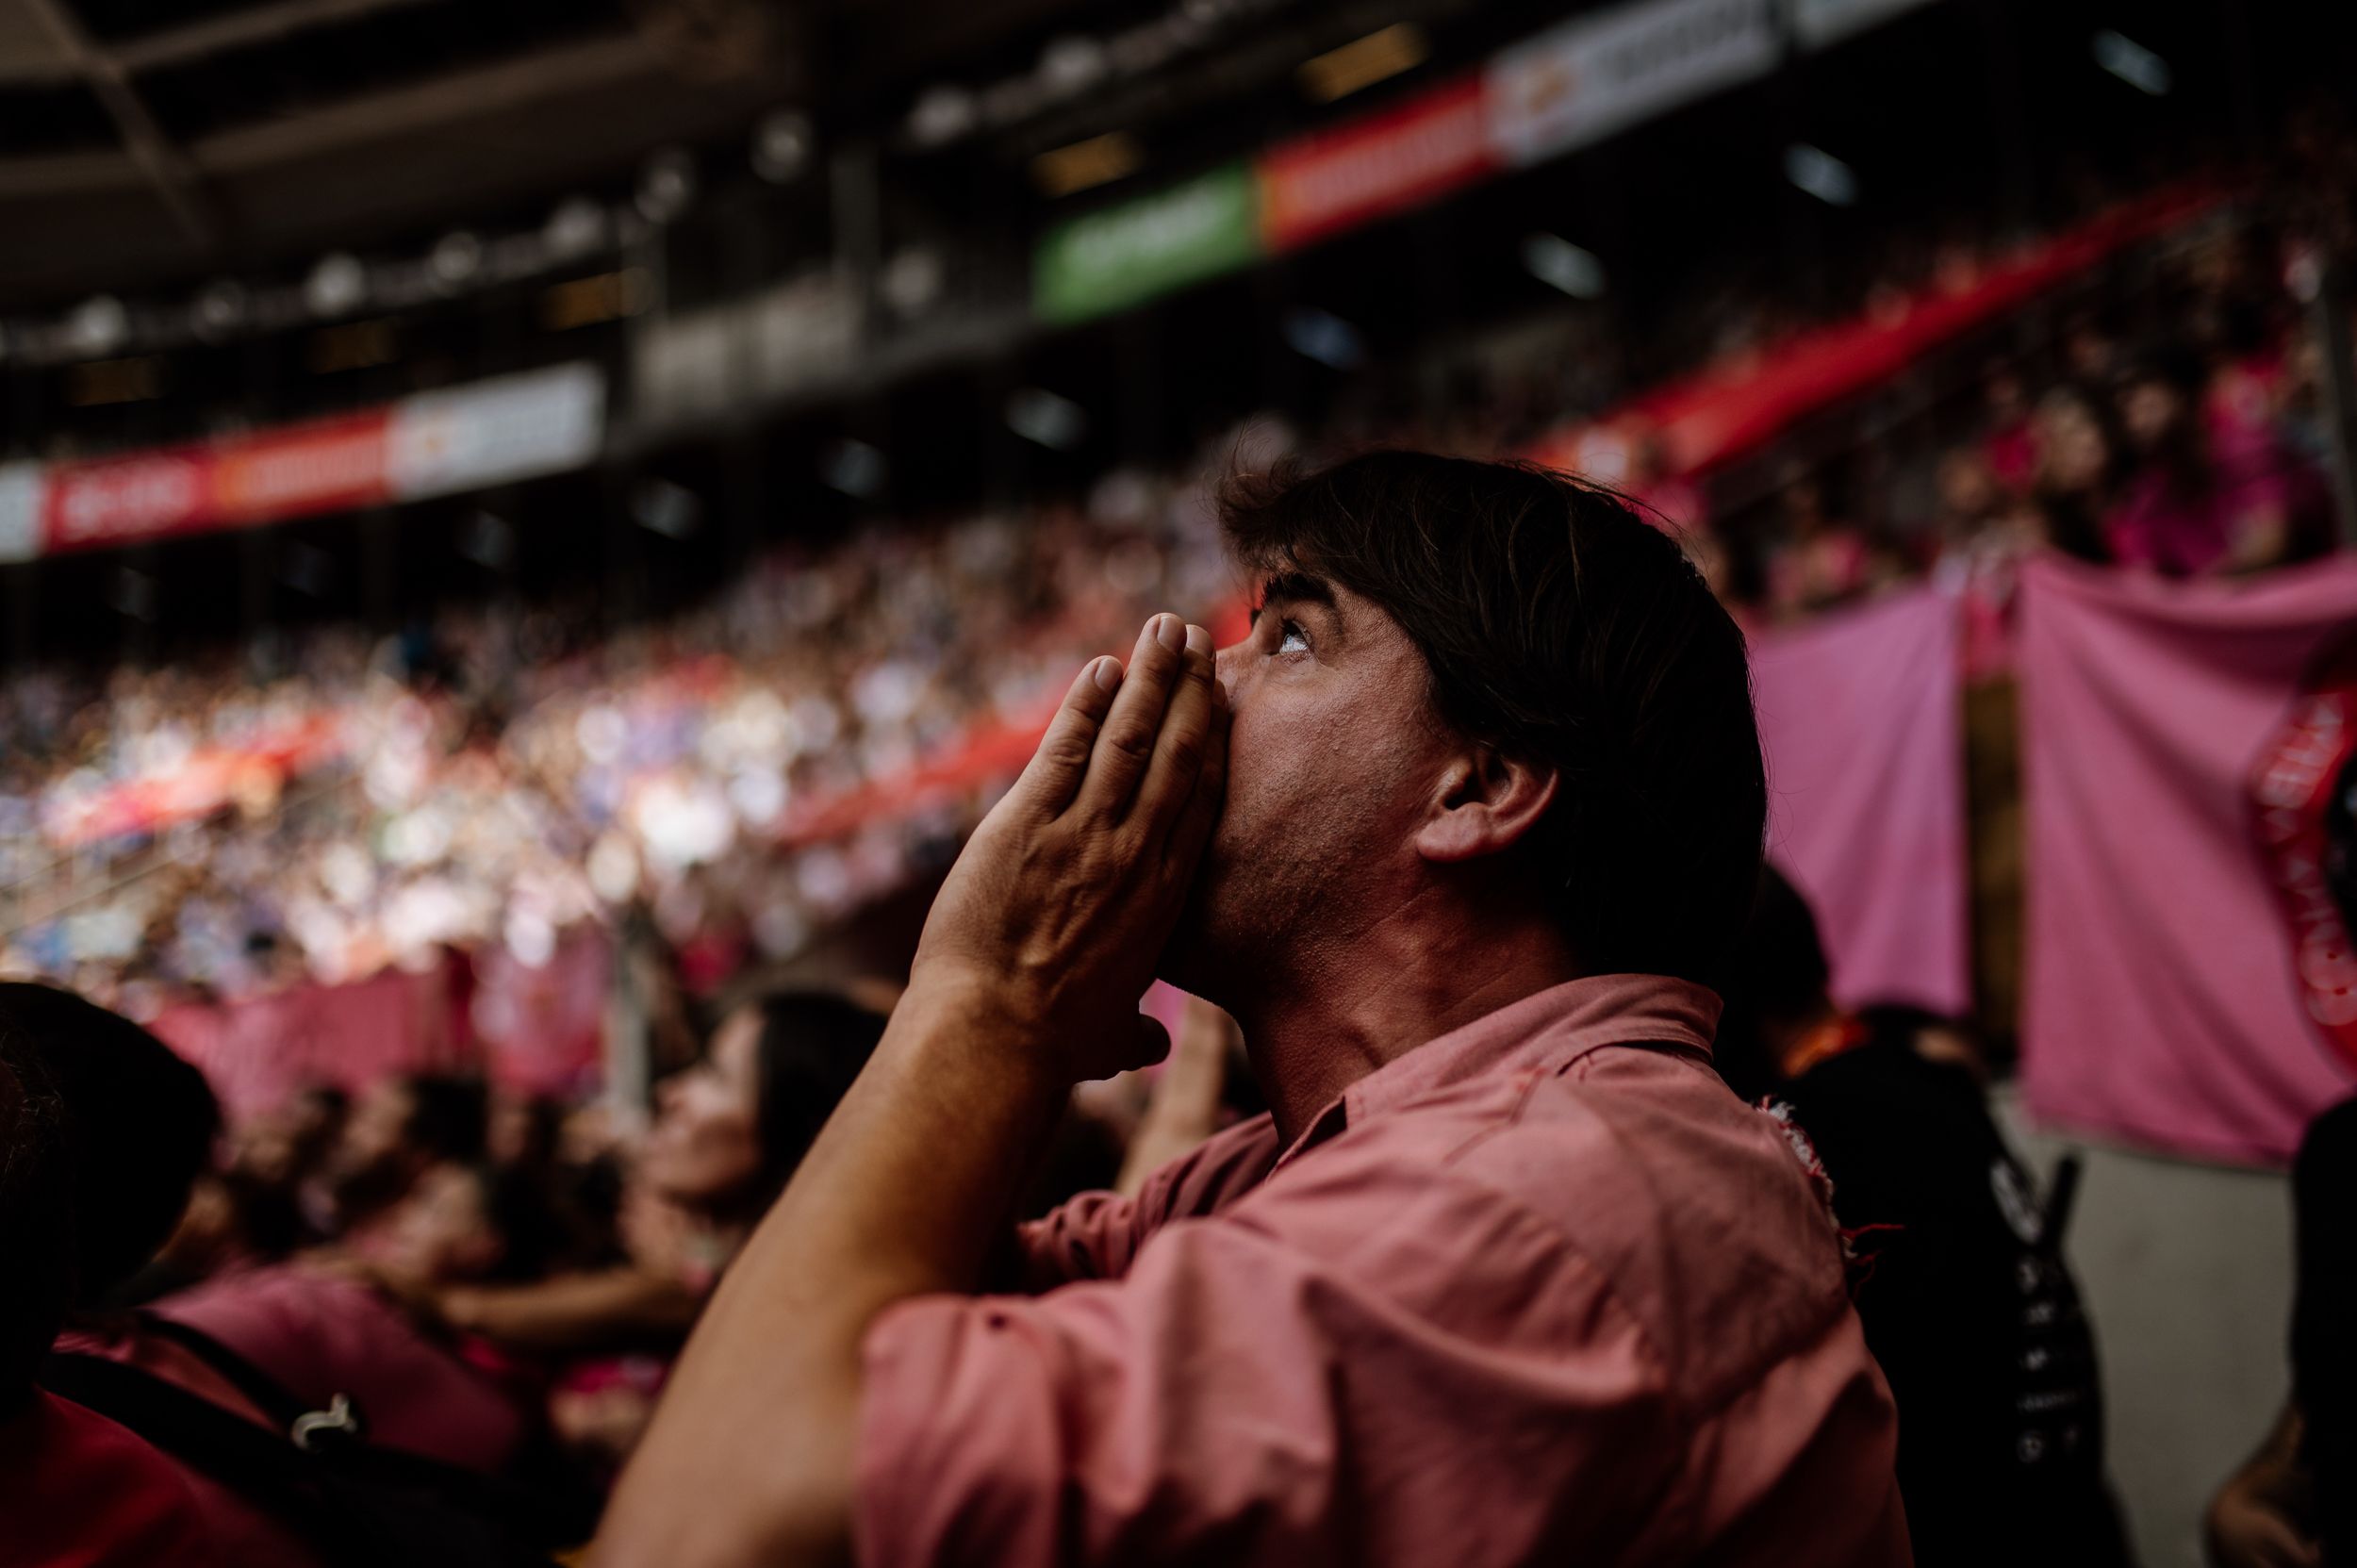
1790,0,1939,49
387,362,604,502
0,462,43,563
1487,0,1781,167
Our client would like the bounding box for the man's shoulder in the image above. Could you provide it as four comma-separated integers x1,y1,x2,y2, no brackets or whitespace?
1137,1112,1286,1223
1245,1043,1856,1404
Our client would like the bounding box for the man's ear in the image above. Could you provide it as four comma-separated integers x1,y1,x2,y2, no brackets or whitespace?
1415,748,1558,865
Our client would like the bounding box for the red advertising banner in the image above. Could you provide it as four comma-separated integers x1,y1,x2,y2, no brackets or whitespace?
1257,77,1497,253
43,410,392,554
1525,185,2218,482
27,364,603,559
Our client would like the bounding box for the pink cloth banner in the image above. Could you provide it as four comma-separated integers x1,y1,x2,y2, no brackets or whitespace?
2019,553,2357,1165
468,932,611,1098
1750,585,1970,1015
152,965,459,1124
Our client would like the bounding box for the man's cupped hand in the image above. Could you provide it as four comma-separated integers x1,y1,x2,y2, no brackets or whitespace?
907,612,1228,1083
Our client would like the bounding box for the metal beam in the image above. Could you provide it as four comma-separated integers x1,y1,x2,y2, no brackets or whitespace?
19,0,218,248
112,0,444,74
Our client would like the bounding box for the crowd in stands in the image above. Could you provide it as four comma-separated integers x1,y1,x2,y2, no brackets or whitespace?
5,112,2357,1017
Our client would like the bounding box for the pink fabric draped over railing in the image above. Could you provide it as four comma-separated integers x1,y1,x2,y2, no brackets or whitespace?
152,931,609,1122
2019,553,2357,1165
1750,585,1971,1015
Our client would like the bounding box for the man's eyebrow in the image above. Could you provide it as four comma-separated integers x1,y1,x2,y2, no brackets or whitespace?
1254,570,1337,610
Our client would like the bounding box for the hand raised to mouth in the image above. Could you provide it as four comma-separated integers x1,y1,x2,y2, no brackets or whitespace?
908,611,1229,1083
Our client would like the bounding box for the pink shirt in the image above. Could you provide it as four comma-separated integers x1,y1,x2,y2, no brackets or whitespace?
855,974,1910,1568
157,1265,529,1476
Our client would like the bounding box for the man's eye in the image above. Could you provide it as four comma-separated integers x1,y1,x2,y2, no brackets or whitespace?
1276,619,1310,654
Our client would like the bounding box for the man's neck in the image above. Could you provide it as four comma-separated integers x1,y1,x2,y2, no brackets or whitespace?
1229,893,1582,1147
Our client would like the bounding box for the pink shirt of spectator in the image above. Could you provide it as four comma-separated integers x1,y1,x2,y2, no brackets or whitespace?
855,974,1910,1568
157,1264,529,1476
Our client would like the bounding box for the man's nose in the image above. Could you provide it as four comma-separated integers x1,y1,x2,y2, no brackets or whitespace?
1213,643,1241,704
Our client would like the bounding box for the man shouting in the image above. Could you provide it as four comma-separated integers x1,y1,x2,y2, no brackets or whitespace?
594,452,1910,1568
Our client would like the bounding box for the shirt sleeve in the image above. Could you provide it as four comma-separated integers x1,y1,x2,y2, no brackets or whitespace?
1012,1114,1281,1291
855,1164,1684,1568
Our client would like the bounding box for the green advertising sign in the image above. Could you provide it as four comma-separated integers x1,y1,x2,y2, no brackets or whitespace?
1032,162,1263,325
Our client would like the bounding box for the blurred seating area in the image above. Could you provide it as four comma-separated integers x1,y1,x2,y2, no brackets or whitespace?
5,107,2355,1023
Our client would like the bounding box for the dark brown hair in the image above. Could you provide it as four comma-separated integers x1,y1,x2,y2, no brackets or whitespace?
1218,450,1766,988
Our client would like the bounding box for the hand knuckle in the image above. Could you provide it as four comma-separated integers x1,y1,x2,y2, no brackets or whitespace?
1103,723,1155,762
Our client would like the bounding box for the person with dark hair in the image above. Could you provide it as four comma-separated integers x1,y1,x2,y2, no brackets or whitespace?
324,1073,491,1231
2106,338,2329,576
0,986,322,1568
0,1019,74,1406
150,1148,569,1477
427,991,888,1357
1719,870,2126,1568
0,982,223,1303
2029,385,2121,565
339,991,886,1476
596,454,1906,1568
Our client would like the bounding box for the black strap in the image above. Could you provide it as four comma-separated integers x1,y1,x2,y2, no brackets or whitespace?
133,1311,599,1545
132,1312,317,1434
39,1351,557,1568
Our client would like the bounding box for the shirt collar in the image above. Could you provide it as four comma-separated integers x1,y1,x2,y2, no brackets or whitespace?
1275,973,1722,1169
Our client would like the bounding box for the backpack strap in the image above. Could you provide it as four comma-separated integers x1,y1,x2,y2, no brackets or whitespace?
39,1351,555,1568
133,1312,330,1439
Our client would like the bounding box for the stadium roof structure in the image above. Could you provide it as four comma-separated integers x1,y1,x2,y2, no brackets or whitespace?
0,0,1113,305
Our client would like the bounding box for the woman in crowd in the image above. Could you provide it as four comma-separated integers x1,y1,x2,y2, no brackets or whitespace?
404,990,886,1472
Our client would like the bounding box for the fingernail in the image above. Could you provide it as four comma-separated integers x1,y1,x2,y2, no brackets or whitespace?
1156,615,1186,652
1093,656,1122,692
1184,623,1211,656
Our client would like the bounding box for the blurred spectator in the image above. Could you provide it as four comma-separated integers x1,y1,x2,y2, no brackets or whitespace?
1720,874,2130,1568
1763,471,1898,621
325,1073,489,1234
2030,387,2123,565
2107,340,2330,575
153,1160,564,1477
0,1015,319,1568
425,991,885,1474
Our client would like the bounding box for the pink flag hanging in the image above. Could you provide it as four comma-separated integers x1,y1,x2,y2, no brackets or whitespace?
1749,585,1970,1016
2019,553,2357,1165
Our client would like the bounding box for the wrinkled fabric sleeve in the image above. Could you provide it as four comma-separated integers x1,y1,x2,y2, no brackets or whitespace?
857,1169,1685,1568
1013,1114,1280,1291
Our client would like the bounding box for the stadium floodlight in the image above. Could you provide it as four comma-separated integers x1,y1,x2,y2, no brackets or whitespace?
1521,235,1607,299
108,566,157,622
2092,30,2171,96
279,543,336,598
1006,388,1088,452
881,247,946,319
190,280,249,343
1785,143,1859,207
821,439,886,499
459,512,516,569
1038,36,1109,95
752,109,814,183
1298,24,1429,105
636,149,699,224
1282,307,1366,371
66,295,129,356
544,198,609,260
305,254,368,319
429,231,484,291
633,479,702,539
909,85,978,147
